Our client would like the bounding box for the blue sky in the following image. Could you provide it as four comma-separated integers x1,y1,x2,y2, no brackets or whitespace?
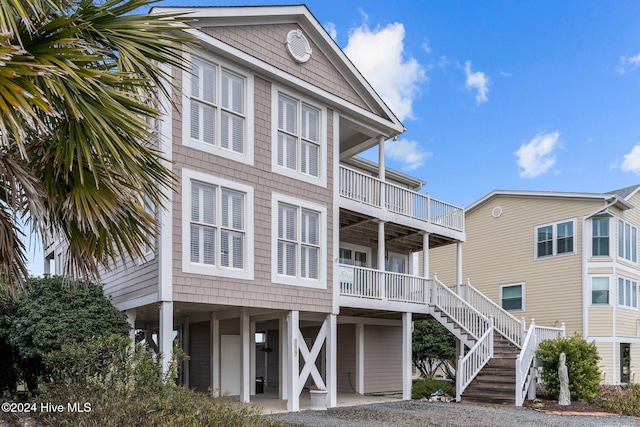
25,0,640,275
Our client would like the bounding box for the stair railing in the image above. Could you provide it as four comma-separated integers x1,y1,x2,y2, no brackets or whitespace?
432,275,490,341
457,280,525,348
515,319,566,406
456,316,494,401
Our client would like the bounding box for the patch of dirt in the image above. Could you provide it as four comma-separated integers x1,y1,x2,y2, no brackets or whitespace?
523,397,610,413
0,411,51,427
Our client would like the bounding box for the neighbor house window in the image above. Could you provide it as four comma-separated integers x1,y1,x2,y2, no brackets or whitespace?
182,169,254,279
183,56,253,164
592,217,610,257
500,283,524,311
591,276,610,305
272,87,326,186
271,194,326,288
535,219,576,258
618,220,637,263
618,277,638,309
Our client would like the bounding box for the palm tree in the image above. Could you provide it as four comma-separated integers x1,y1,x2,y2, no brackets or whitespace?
0,0,190,292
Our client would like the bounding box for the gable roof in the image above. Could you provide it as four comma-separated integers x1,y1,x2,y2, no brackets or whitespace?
151,5,405,139
467,188,635,214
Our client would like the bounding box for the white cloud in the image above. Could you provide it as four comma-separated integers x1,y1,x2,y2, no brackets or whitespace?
514,131,560,178
324,22,337,40
385,138,431,171
464,60,489,104
422,38,431,54
344,21,426,121
617,53,640,74
621,144,640,173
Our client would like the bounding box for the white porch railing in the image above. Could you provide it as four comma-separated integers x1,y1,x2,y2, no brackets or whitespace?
338,265,429,304
339,165,464,232
515,319,565,406
457,281,524,347
456,318,494,401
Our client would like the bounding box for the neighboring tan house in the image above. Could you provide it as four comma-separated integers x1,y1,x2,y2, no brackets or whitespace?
44,5,556,410
429,186,640,386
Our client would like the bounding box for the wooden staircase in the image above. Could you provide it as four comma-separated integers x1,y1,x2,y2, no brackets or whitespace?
460,333,519,405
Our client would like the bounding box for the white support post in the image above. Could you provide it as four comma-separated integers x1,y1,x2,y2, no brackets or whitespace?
402,312,412,400
422,232,429,278
279,316,288,400
240,308,250,403
183,316,190,389
377,220,386,299
456,242,463,287
355,323,365,394
527,367,537,400
159,301,174,376
287,311,300,412
378,136,386,210
326,314,337,408
250,320,256,396
211,313,220,397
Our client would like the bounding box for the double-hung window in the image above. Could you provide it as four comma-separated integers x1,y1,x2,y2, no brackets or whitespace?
618,277,638,309
618,219,637,263
592,217,610,257
535,219,576,258
500,283,524,311
182,169,254,279
272,88,326,186
184,56,253,164
591,276,610,305
272,194,326,288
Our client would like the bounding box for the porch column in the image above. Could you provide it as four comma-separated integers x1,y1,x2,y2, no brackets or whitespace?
250,319,256,396
402,312,412,400
159,301,174,375
456,242,463,286
279,316,288,399
378,136,386,209
355,323,365,394
421,232,430,278
183,316,190,389
240,308,250,403
377,220,386,298
286,310,300,412
210,313,220,397
326,314,338,407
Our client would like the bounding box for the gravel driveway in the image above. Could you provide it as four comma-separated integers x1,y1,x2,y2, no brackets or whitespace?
266,400,640,427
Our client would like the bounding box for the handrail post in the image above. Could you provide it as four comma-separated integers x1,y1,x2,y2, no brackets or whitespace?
456,354,463,402
561,322,566,338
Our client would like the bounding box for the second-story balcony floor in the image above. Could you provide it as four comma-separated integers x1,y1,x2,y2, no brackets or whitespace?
338,165,465,240
340,209,460,254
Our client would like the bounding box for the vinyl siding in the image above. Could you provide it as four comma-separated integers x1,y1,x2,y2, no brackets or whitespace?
363,325,402,393
631,343,640,384
588,307,614,336
101,256,158,306
189,321,211,392
595,341,614,385
337,324,356,393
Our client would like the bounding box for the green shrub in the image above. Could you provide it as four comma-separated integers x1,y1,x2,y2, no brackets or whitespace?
535,334,601,401
597,384,640,416
411,379,454,400
38,334,281,427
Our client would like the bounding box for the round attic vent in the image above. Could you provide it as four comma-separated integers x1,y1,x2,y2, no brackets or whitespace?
492,207,503,218
286,29,312,63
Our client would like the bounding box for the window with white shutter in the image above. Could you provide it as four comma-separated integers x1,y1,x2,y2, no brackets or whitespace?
183,56,253,164
272,194,326,288
272,89,326,186
182,169,254,280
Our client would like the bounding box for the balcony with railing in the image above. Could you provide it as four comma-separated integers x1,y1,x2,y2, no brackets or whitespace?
338,165,464,233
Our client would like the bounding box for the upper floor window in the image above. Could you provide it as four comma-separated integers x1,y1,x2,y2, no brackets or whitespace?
618,277,638,309
183,55,253,165
182,169,254,280
592,217,610,257
591,276,610,305
535,219,576,258
272,87,327,186
271,194,326,288
618,219,637,263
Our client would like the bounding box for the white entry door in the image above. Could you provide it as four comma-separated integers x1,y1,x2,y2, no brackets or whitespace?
221,335,241,396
